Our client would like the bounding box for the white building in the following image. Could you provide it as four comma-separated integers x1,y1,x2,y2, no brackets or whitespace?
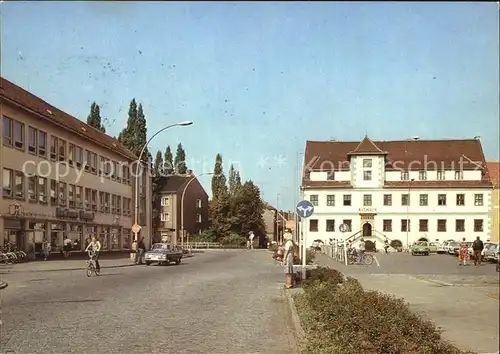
300,136,493,248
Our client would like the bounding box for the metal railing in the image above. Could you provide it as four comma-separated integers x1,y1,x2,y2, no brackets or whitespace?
321,244,346,264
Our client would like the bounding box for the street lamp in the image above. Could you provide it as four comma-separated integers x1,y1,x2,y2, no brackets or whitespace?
406,178,415,250
180,172,214,248
276,193,280,243
133,121,193,243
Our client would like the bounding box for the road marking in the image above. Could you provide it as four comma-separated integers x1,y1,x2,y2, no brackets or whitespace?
373,255,380,267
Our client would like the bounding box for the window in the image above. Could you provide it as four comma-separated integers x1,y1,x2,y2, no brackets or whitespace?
474,219,483,232
401,219,410,232
75,146,83,166
418,171,427,180
68,184,75,206
401,171,409,181
401,194,410,206
14,171,24,199
13,120,24,149
474,194,483,206
75,186,82,207
50,136,58,160
363,170,372,181
161,197,170,206
419,219,428,232
454,171,463,180
437,219,447,232
419,194,428,206
326,171,335,180
196,199,202,208
58,139,66,161
111,194,117,213
438,194,446,206
326,195,335,206
50,180,57,204
342,219,352,231
91,190,97,211
59,182,67,205
383,194,392,206
99,191,105,211
28,126,37,154
309,219,318,232
326,220,335,232
310,195,318,206
363,159,372,168
2,168,13,197
91,152,98,173
3,117,12,146
105,193,110,213
343,195,351,206
437,170,445,180
161,213,170,222
84,188,90,209
456,219,465,232
456,194,465,206
38,130,47,157
363,194,372,206
383,219,392,232
37,177,47,203
196,214,202,223
69,144,75,164
117,196,122,214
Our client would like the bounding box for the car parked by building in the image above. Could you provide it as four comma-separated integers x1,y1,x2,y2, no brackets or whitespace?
144,243,183,266
411,241,430,256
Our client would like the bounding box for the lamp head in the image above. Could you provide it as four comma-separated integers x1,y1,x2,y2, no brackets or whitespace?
177,121,193,126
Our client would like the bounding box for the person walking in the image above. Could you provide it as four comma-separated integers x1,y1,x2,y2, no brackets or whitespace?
63,236,72,258
42,238,51,260
136,237,146,264
384,239,390,253
281,231,295,289
248,231,255,250
472,236,484,266
458,237,469,266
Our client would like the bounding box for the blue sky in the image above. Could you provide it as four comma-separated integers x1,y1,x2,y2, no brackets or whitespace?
1,2,499,210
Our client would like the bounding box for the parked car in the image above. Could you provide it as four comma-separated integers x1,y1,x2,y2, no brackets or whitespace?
428,242,439,253
484,244,499,262
411,241,430,256
437,241,449,254
447,242,460,256
144,243,183,266
482,243,494,257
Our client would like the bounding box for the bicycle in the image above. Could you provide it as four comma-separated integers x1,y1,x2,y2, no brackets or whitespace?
347,249,374,265
86,251,100,277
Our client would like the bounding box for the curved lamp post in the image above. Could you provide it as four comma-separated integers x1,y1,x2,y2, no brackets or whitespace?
133,121,193,243
180,172,214,248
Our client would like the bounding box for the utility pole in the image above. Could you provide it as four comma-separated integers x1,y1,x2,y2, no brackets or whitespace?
276,193,280,243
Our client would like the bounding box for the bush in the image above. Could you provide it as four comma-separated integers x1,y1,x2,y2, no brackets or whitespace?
294,267,469,354
305,249,315,264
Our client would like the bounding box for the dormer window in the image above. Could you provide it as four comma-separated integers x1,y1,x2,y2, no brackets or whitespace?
454,171,463,180
363,159,372,168
401,171,409,181
437,170,445,180
363,171,372,181
418,171,427,180
326,171,335,180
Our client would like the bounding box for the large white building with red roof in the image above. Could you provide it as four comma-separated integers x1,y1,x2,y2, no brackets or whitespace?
300,136,493,248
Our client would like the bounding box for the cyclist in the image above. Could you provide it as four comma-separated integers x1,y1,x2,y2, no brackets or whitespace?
85,236,101,272
358,238,366,264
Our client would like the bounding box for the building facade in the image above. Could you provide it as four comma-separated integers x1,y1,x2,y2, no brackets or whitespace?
486,161,499,242
157,174,209,245
0,77,152,253
301,136,493,248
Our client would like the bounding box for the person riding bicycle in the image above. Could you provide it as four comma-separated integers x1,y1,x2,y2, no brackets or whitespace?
358,238,366,264
85,236,101,271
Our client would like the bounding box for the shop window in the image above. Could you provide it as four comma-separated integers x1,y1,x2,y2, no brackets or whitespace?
2,168,13,197
123,228,131,249
14,170,25,199
100,227,109,250
111,228,120,250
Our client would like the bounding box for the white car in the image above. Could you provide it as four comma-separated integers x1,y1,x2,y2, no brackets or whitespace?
437,242,448,254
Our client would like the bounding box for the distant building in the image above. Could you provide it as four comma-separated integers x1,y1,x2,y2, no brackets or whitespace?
301,136,493,248
486,161,499,242
262,201,295,243
156,172,209,245
0,76,152,253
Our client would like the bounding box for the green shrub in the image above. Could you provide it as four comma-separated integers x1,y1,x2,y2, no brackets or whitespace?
305,249,315,264
294,269,470,354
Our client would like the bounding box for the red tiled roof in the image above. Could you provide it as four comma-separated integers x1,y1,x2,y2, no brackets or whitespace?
302,181,353,189
0,76,137,160
348,135,387,155
384,180,492,188
486,161,500,188
158,175,192,193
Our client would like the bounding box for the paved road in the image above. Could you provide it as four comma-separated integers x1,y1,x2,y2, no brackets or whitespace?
0,250,296,354
316,253,499,353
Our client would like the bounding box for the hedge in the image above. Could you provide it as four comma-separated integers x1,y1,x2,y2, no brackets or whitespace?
294,267,473,354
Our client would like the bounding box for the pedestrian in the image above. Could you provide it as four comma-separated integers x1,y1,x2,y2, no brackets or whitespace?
248,231,255,250
384,239,389,253
281,231,295,289
472,236,484,266
42,238,51,260
458,237,469,266
136,237,146,264
246,238,250,250
63,236,72,258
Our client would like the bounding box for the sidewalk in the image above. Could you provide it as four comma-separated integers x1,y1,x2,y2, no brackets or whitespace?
315,254,500,353
0,257,134,273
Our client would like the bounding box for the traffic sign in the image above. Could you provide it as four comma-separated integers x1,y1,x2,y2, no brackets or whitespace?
296,200,314,218
339,223,349,233
132,223,141,234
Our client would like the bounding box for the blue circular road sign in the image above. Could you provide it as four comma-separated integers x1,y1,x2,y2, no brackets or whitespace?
339,223,348,233
296,200,314,218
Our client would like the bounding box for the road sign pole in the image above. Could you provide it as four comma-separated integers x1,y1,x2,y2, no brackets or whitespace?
301,218,307,280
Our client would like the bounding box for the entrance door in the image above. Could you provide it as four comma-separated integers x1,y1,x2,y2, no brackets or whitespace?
362,222,372,237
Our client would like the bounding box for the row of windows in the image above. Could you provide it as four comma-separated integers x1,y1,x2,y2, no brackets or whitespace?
3,168,133,216
161,196,203,208
160,212,202,223
308,218,485,233
3,116,133,185
309,193,484,207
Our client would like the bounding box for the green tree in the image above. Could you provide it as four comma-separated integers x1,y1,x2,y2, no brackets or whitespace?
164,145,174,175
86,102,106,132
174,143,187,174
153,150,164,176
211,154,228,198
230,180,265,236
136,103,149,162
117,99,149,162
228,164,236,196
234,170,242,191
209,154,230,240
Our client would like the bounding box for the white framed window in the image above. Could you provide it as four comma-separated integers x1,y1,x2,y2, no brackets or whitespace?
161,196,170,206
196,199,202,208
161,213,170,222
196,214,202,223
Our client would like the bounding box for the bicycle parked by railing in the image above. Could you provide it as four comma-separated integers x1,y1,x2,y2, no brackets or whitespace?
0,243,28,264
347,248,374,265
86,251,100,277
